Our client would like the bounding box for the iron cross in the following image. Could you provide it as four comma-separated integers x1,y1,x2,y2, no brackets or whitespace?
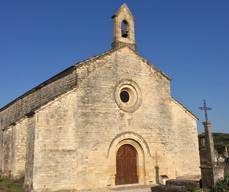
199,99,212,122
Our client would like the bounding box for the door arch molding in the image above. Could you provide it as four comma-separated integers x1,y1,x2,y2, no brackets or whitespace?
107,132,150,186
107,131,152,158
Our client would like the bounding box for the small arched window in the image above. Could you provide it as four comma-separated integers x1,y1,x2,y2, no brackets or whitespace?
121,20,129,38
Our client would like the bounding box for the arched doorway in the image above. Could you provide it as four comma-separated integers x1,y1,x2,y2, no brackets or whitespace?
115,144,138,185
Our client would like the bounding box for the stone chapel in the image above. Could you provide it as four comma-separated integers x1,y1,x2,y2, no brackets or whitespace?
0,4,201,192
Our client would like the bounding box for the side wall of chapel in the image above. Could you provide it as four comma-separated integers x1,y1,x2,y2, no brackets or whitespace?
171,100,200,178
0,118,28,180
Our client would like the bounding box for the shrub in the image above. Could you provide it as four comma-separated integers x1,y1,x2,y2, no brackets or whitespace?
0,176,24,192
215,175,229,192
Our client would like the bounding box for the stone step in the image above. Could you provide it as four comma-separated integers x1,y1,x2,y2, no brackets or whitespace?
109,184,152,192
151,185,186,192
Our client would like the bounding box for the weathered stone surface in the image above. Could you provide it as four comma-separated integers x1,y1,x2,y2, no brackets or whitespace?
0,4,201,192
0,46,201,192
166,179,199,188
151,185,186,192
171,99,200,177
151,179,200,192
199,121,218,191
225,158,229,175
24,115,36,192
2,127,13,177
18,47,199,192
112,4,136,50
214,163,225,181
0,118,28,179
11,118,28,179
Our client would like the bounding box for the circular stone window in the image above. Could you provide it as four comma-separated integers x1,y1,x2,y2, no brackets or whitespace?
114,80,142,112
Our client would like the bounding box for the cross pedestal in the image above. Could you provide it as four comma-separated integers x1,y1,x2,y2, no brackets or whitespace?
200,121,216,192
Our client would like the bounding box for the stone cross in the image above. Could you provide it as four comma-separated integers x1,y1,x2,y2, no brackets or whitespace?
199,99,212,122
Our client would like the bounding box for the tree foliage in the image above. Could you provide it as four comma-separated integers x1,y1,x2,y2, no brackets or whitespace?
213,133,229,157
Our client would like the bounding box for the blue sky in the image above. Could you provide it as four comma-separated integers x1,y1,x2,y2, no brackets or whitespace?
0,0,228,133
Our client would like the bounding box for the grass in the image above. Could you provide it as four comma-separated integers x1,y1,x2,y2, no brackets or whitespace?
215,174,229,192
0,177,24,192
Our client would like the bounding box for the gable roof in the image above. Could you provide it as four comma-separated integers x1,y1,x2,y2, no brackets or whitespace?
0,46,171,129
130,48,171,81
171,97,198,120
112,3,134,19
0,48,115,129
0,46,169,111
0,49,114,112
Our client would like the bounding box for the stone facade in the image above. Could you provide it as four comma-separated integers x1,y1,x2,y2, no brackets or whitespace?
171,100,200,178
0,4,200,192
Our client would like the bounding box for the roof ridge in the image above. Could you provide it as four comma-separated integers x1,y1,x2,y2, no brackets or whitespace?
0,48,117,112
171,97,198,120
0,46,172,130
125,47,171,80
0,46,171,112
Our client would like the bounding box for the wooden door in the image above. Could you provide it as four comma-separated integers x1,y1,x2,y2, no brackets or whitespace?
115,144,138,185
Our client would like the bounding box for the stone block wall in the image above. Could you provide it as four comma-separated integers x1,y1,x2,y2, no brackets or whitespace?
112,4,135,50
2,127,13,177
0,46,201,192
171,99,200,178
27,47,200,191
12,118,28,179
32,90,79,192
0,63,77,181
24,115,36,192
214,163,225,182
225,159,229,175
0,118,28,180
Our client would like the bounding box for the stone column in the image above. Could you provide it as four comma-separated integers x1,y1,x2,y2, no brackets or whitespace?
200,121,215,192
24,111,35,192
225,147,229,158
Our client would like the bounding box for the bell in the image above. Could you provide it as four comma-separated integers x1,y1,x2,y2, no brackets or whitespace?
121,28,128,38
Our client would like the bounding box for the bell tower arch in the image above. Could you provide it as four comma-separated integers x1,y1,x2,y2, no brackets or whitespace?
111,4,136,50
